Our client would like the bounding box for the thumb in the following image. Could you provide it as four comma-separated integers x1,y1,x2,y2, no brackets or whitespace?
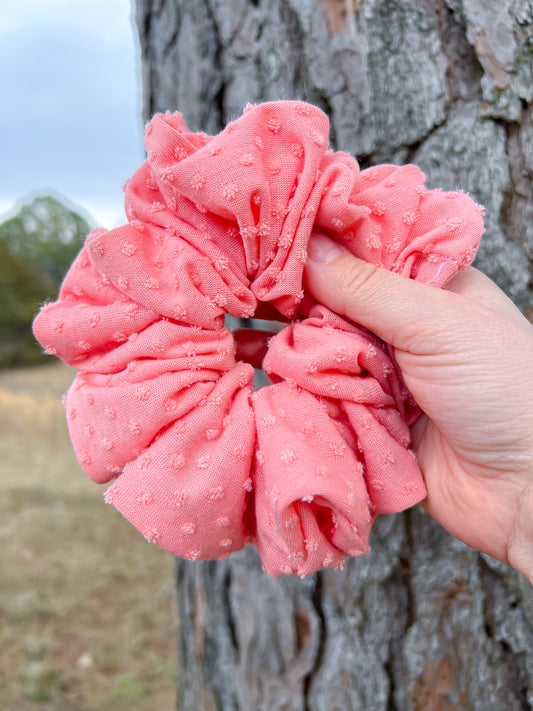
304,231,460,354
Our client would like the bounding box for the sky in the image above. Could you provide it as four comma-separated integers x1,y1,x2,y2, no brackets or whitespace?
0,0,144,229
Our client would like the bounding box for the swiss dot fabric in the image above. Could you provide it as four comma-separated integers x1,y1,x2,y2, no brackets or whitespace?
33,101,484,577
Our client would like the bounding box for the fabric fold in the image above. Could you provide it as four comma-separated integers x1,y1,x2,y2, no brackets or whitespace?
106,365,256,559
252,383,372,577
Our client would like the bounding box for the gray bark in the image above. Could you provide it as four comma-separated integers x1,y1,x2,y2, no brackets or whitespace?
134,1,533,708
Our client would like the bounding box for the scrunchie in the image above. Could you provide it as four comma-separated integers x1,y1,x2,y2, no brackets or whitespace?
33,101,484,577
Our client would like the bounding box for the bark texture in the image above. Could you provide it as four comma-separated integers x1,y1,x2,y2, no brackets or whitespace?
134,1,533,708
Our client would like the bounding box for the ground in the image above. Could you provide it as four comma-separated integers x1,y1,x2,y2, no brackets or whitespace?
0,361,177,710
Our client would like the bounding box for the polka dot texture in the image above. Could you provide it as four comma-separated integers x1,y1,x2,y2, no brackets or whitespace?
33,101,484,577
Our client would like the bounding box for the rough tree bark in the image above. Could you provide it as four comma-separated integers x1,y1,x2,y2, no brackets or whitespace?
134,1,533,708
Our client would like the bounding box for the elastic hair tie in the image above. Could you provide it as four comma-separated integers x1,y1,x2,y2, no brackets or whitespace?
33,101,484,577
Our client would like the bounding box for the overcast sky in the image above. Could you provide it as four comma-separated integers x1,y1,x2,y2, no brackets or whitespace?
0,0,144,229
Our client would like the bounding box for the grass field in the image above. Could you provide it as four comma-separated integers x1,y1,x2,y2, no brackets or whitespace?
0,361,177,711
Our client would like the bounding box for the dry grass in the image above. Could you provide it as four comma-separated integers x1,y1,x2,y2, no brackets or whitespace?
0,361,177,711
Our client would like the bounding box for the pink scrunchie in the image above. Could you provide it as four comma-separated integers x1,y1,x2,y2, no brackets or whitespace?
33,101,484,577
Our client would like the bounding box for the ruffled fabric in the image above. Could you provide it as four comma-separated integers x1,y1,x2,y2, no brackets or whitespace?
33,101,484,576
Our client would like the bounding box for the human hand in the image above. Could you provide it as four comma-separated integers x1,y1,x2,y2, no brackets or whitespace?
300,231,533,583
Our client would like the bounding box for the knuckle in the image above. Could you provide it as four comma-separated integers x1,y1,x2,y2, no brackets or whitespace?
338,260,381,303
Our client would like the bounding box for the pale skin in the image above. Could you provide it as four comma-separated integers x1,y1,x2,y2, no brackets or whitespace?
234,231,533,583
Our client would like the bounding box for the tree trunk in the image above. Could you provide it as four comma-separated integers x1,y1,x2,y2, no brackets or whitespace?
134,1,533,708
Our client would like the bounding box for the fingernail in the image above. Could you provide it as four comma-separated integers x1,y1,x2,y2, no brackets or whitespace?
307,232,344,264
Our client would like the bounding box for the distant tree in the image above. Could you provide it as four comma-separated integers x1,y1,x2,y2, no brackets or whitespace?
0,195,90,289
0,241,50,367
0,195,91,368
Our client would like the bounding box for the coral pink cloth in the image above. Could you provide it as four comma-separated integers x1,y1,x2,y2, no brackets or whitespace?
33,101,484,577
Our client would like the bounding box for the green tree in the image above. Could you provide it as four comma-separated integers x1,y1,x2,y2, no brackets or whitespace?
0,241,50,367
0,195,92,368
0,195,90,289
